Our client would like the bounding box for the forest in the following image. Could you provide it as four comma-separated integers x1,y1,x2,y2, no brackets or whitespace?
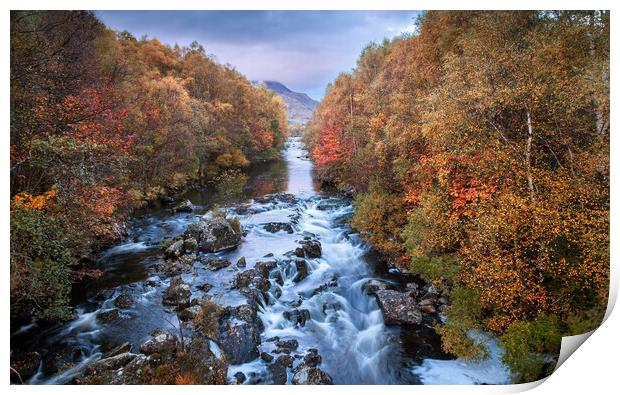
10,11,288,323
305,10,609,382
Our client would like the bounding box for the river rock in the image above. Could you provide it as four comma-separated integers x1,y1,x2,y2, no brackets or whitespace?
264,222,294,234
362,279,392,295
178,305,202,321
255,259,277,277
275,193,297,204
183,237,198,253
420,304,437,314
164,239,184,259
85,352,136,375
276,354,295,367
300,240,321,258
293,259,308,282
292,366,333,385
374,290,422,326
273,271,284,286
144,276,161,286
261,352,274,362
162,278,191,307
234,269,270,293
304,349,322,367
275,339,298,353
269,359,288,384
197,282,213,292
102,342,132,358
236,256,247,268
184,216,242,253
219,321,260,364
139,331,179,355
206,258,231,270
233,371,246,384
97,309,120,322
235,304,258,325
169,199,194,213
283,309,310,327
113,293,134,309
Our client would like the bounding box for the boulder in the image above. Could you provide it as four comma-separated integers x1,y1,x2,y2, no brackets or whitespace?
374,290,422,326
164,239,184,259
197,282,213,293
206,258,231,271
233,371,246,384
292,366,333,385
235,304,258,325
255,260,277,278
85,352,136,375
362,279,392,296
299,240,321,258
283,309,311,327
178,305,202,321
169,199,194,213
260,352,274,363
144,276,161,286
274,339,298,354
184,216,242,253
102,342,132,358
183,237,198,253
113,293,134,309
96,309,120,322
139,331,178,355
162,278,191,307
303,349,321,367
219,321,260,364
234,269,270,293
293,260,308,282
236,256,247,268
269,359,288,384
276,354,295,367
264,222,294,234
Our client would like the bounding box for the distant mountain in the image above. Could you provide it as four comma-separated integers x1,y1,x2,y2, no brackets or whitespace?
253,80,318,125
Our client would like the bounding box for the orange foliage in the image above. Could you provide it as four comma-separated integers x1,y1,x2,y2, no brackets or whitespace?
12,189,57,211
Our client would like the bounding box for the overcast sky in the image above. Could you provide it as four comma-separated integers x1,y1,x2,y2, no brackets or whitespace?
97,11,420,100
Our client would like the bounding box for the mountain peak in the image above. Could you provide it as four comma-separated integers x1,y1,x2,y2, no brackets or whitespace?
253,80,317,125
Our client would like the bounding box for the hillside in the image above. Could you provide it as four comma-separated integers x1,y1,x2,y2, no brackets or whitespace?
254,80,317,125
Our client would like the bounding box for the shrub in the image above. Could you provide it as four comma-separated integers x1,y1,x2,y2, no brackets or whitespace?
10,205,78,321
501,315,562,383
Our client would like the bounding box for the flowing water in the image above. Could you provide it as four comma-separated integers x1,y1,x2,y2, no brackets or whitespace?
11,137,510,385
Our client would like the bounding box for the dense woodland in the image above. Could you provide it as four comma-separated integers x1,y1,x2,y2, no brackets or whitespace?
10,11,288,323
306,11,609,382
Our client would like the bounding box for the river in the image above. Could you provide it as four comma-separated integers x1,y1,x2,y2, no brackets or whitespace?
11,137,510,385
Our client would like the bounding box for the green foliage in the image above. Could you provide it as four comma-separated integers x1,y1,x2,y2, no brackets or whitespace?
10,207,78,321
436,287,489,361
408,255,460,286
501,315,562,382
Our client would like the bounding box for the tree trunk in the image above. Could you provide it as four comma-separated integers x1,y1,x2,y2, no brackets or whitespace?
525,109,536,205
